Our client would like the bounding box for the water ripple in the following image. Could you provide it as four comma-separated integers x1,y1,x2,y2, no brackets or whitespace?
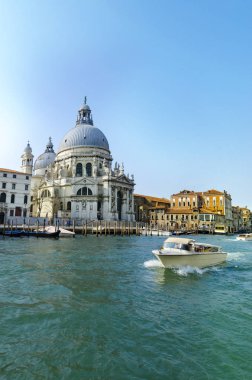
0,235,252,379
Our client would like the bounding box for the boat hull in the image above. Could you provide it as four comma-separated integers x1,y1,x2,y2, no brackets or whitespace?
153,251,227,268
3,230,24,237
43,226,75,237
23,230,60,238
236,235,252,241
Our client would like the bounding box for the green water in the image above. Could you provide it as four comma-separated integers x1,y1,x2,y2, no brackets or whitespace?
0,235,251,380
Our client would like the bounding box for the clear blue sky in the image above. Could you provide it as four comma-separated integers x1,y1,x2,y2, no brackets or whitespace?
0,0,252,207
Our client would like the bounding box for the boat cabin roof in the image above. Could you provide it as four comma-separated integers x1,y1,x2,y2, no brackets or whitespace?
164,237,195,245
164,237,220,249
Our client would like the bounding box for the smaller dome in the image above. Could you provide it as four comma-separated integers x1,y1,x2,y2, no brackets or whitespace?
34,152,56,171
79,104,90,111
34,137,56,174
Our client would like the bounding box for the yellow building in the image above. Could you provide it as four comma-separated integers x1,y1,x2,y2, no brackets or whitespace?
198,190,233,233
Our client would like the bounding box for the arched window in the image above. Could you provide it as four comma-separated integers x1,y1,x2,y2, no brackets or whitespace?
86,163,92,177
0,193,6,202
11,194,15,204
41,190,51,198
67,201,71,211
60,202,63,210
24,195,28,204
76,163,83,177
77,187,92,196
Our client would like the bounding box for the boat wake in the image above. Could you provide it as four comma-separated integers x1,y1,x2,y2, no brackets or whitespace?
144,260,221,276
172,265,212,276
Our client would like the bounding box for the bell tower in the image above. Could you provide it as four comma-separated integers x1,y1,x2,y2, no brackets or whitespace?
21,141,34,175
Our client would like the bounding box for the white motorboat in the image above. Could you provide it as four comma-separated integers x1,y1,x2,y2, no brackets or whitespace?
148,230,172,236
152,237,227,268
40,226,75,237
141,228,172,236
153,230,172,236
236,233,252,241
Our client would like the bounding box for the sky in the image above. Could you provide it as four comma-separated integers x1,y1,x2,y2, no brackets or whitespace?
0,0,252,207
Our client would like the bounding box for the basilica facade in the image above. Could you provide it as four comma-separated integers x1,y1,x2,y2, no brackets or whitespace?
22,100,135,221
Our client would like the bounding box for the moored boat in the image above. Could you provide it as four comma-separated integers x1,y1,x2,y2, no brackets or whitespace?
152,237,227,268
23,229,60,238
41,226,75,237
3,230,24,237
141,228,172,236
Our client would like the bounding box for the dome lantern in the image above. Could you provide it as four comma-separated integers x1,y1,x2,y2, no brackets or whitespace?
76,96,93,126
45,137,55,153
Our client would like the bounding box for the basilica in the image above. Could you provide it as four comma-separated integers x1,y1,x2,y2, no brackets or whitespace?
21,99,135,222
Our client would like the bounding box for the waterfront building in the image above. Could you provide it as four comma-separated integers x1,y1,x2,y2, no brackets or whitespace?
30,99,135,222
170,190,201,209
149,203,171,230
239,207,252,232
148,189,234,233
198,189,233,233
148,190,201,232
232,206,243,233
0,167,31,224
134,194,170,224
158,190,200,231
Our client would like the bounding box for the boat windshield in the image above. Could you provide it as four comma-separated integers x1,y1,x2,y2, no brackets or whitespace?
163,242,190,251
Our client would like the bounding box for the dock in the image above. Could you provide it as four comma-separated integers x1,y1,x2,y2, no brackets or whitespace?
0,221,173,237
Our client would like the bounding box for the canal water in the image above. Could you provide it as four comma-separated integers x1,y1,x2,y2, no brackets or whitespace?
0,235,251,379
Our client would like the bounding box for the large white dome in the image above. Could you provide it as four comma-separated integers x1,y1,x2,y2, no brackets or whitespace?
57,100,110,154
58,124,109,153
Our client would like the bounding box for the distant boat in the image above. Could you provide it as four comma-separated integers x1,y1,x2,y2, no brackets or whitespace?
41,226,75,237
24,230,60,238
150,230,172,236
236,233,252,241
23,229,60,238
172,230,185,236
141,228,172,236
214,225,228,234
152,237,227,268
